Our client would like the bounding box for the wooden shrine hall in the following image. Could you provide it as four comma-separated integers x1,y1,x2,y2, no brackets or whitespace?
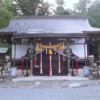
0,15,100,76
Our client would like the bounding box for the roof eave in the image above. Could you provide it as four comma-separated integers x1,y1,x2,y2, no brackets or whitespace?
13,33,87,38
0,31,17,35
83,31,100,34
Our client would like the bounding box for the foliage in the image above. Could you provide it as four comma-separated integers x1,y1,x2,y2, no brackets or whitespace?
0,7,12,29
0,0,17,16
73,0,91,15
56,0,64,6
0,0,14,29
88,0,100,28
72,0,100,28
7,2,18,16
37,1,52,15
0,39,12,49
12,0,52,16
54,6,70,15
94,37,100,56
54,0,70,15
17,0,41,15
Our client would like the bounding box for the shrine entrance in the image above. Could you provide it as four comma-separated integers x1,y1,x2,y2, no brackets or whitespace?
33,50,67,76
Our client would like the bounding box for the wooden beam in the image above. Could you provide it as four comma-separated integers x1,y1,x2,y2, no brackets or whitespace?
13,33,87,38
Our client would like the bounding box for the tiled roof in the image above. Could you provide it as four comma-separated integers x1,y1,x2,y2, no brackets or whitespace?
0,15,100,34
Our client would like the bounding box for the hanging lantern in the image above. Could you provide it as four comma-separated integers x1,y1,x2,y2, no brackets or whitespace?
49,49,53,55
60,45,63,50
36,46,41,52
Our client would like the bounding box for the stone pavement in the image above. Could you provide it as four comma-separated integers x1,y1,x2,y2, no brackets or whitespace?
10,68,88,82
0,69,100,100
0,79,100,88
0,84,100,100
12,76,88,82
0,74,100,100
11,68,89,83
0,68,100,89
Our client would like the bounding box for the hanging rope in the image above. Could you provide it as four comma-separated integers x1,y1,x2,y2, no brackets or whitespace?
33,40,67,49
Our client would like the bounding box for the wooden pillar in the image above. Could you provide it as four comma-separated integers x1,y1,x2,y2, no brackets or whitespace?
49,42,52,76
84,43,87,65
58,46,61,73
67,40,71,75
49,54,52,76
13,43,16,67
87,36,89,57
30,42,33,76
40,43,43,74
87,42,89,57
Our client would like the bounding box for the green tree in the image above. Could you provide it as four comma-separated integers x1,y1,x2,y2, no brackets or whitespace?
88,0,100,28
55,7,70,15
0,0,17,16
0,0,12,29
0,39,12,49
54,0,70,15
73,0,91,15
87,0,100,57
37,1,52,15
17,0,41,15
56,0,64,6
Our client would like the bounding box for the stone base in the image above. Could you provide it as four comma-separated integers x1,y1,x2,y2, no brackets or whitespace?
29,75,33,77
67,74,71,76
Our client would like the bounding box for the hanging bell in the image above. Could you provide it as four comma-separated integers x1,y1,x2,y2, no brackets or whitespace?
36,46,41,52
60,45,63,50
49,49,53,55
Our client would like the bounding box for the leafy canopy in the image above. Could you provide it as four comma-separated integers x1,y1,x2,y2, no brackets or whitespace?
0,39,11,49
37,1,52,15
0,0,13,29
73,0,91,15
88,0,100,28
54,0,70,15
18,0,41,15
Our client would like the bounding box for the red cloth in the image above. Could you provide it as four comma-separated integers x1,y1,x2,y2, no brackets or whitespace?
21,56,24,75
75,56,79,74
34,58,37,64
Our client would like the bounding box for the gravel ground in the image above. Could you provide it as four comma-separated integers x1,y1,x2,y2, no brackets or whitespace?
0,81,100,100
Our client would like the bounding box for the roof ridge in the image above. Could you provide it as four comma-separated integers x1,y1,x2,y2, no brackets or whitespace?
16,15,86,19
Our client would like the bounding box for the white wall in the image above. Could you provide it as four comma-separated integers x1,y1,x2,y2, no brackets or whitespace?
70,44,87,59
12,45,30,59
12,44,87,59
